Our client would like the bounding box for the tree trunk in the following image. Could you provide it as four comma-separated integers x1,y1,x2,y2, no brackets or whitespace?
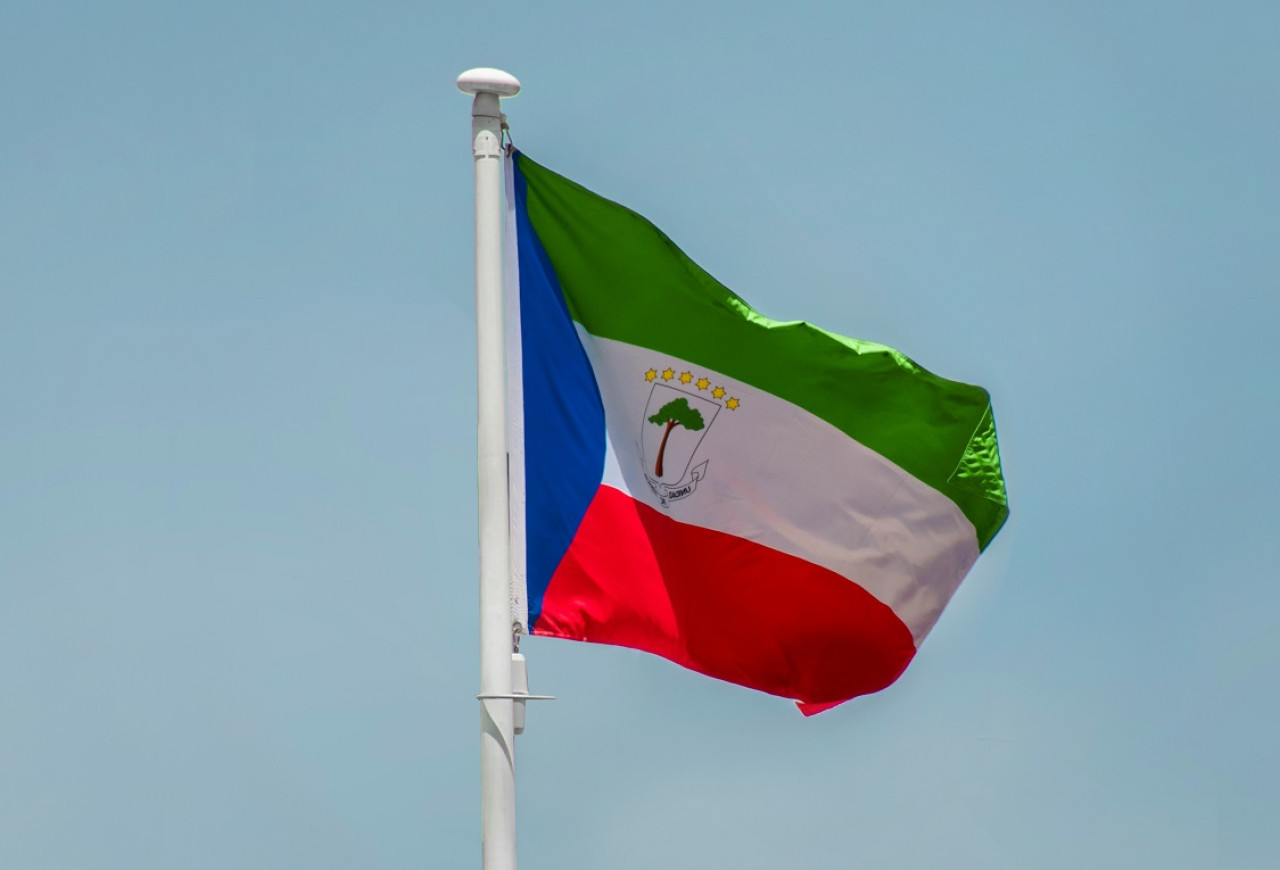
655,420,676,478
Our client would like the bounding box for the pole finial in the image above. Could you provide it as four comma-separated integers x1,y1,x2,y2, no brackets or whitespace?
457,68,521,98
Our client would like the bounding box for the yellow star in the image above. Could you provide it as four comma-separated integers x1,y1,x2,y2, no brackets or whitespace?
661,368,675,381
726,397,740,411
644,368,658,382
711,386,726,399
696,377,710,390
679,371,693,384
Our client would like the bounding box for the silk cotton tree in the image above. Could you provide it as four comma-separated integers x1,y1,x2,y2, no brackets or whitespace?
647,398,705,478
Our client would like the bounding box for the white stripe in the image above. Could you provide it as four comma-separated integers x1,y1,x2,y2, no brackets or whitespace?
503,158,528,632
580,329,980,645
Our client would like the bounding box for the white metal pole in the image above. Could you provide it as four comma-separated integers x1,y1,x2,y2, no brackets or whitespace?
457,66,521,870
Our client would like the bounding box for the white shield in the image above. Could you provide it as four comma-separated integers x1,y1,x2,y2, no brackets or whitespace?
639,382,721,485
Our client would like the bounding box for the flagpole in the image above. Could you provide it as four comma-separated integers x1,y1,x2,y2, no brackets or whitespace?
458,67,521,870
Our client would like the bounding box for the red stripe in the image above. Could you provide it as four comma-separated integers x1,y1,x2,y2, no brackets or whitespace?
532,486,917,712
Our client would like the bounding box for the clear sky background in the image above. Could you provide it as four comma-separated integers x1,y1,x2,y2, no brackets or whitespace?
3,2,1277,868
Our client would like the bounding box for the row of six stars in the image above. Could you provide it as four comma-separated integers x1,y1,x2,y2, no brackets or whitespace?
644,368,741,411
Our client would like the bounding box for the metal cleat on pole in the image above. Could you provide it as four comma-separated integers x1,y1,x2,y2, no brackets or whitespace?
476,653,556,736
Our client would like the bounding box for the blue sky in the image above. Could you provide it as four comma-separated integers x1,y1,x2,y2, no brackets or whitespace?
2,1,1277,867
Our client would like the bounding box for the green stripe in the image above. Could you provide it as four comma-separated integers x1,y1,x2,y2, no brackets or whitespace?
517,152,1009,549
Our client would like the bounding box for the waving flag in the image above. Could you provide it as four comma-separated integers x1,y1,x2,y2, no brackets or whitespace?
504,150,1008,714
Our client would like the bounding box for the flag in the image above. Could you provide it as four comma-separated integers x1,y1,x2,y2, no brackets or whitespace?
504,150,1008,714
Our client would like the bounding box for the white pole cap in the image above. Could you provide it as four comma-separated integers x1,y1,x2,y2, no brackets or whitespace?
456,68,521,98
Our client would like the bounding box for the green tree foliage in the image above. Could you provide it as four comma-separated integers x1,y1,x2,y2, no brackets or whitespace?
647,398,705,478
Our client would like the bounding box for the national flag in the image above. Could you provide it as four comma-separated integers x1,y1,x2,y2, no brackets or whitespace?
503,150,1008,714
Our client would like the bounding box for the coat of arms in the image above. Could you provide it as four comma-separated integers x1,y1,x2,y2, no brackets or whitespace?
639,366,741,506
